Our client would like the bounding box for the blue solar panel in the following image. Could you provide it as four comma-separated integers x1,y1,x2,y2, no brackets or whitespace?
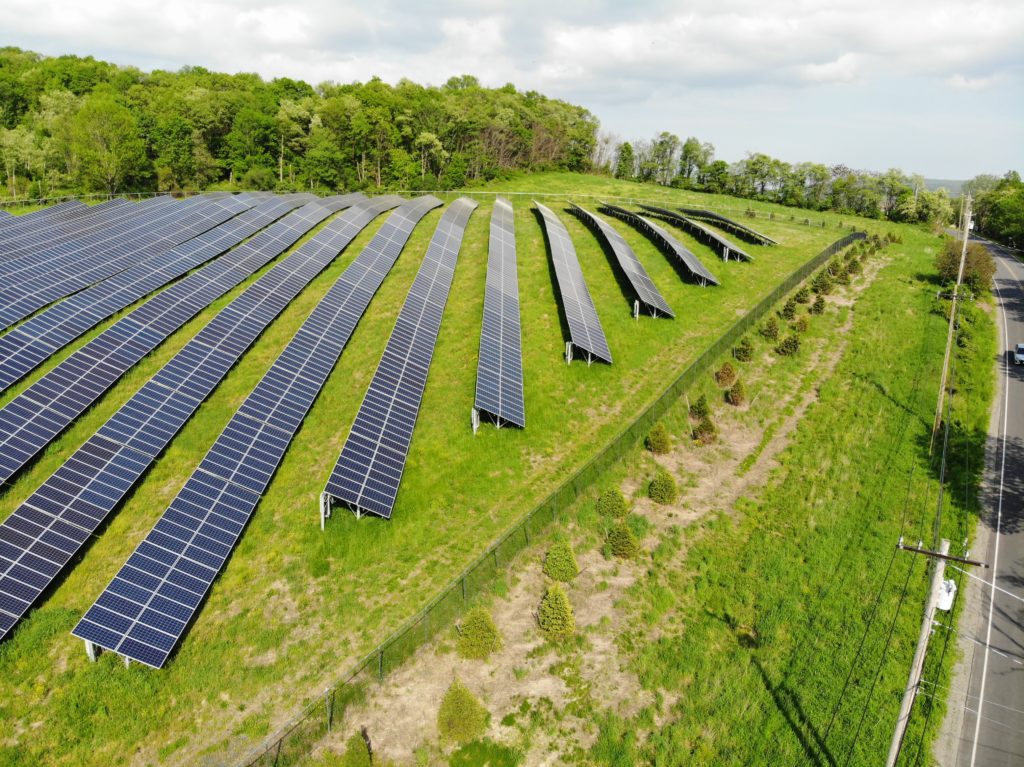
534,202,612,364
0,195,390,647
677,207,778,246
73,196,434,667
323,197,476,520
0,198,142,261
639,205,752,262
599,204,720,287
568,203,674,318
0,196,362,487
473,197,525,428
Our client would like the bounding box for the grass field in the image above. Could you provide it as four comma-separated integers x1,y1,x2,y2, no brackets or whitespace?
0,175,884,766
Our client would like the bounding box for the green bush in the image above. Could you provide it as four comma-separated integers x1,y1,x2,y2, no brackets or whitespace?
793,316,809,334
645,422,671,454
714,361,736,387
340,732,372,767
759,316,780,341
775,334,801,356
692,415,718,445
780,298,797,321
457,607,503,660
733,336,754,362
538,583,575,640
607,521,641,559
438,678,489,744
794,286,811,304
648,469,678,504
689,393,709,419
543,537,579,582
596,488,628,518
812,271,833,295
809,295,826,315
726,380,746,406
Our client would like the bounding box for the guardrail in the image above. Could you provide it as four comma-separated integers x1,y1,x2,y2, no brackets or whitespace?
235,230,868,767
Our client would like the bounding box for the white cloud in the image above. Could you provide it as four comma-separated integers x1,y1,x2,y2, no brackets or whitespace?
947,73,997,90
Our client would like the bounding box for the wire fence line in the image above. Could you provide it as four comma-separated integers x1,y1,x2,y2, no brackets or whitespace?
234,230,868,767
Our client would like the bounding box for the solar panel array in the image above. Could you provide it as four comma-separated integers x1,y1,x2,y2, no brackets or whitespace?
473,197,526,428
0,195,311,391
568,203,674,318
599,204,719,287
322,196,474,520
0,196,362,487
72,195,430,667
0,194,386,645
678,207,778,246
639,205,752,262
534,202,612,364
0,195,256,330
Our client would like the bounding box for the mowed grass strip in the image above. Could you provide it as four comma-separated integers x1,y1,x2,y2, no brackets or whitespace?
0,178,864,766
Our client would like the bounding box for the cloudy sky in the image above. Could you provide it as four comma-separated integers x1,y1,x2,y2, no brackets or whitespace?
5,0,1023,179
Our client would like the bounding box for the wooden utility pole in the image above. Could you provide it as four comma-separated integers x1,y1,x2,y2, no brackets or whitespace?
885,539,950,767
930,196,972,454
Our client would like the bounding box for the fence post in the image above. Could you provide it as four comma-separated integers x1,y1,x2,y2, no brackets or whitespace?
378,650,384,681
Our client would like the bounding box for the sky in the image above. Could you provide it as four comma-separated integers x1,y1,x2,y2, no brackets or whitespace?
4,0,1023,179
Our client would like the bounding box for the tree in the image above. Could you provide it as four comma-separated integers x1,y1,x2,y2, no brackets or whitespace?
225,106,277,179
726,380,746,406
648,469,677,504
456,607,503,660
934,240,996,294
614,141,634,180
71,93,149,193
607,521,641,559
543,537,579,582
538,583,575,640
596,488,629,518
645,422,671,454
679,136,712,183
437,679,489,744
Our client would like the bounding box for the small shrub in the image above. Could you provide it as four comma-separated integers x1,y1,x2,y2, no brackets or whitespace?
689,393,709,420
645,422,671,454
692,415,718,445
775,334,800,356
812,271,833,295
793,316,809,334
543,537,579,582
733,336,753,362
809,295,826,315
438,679,489,744
607,521,641,559
457,607,503,660
714,361,737,387
759,316,780,341
726,380,746,406
648,469,678,504
794,286,811,304
340,732,372,767
780,298,796,321
596,488,628,518
538,583,575,640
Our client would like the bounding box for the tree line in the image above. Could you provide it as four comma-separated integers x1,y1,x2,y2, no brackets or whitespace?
963,171,1024,247
594,130,964,225
0,47,597,197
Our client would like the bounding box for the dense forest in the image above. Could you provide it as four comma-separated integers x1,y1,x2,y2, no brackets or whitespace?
0,47,1020,241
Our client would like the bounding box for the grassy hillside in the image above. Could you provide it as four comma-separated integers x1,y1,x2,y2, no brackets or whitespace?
0,174,885,766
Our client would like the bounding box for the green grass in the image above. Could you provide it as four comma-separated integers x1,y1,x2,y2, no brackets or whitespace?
0,173,887,765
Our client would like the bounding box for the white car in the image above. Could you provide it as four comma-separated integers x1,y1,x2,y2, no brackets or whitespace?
1015,343,1024,365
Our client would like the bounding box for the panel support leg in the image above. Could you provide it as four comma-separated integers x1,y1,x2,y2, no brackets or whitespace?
319,493,331,531
633,300,639,321
471,407,480,435
565,342,573,365
84,639,98,662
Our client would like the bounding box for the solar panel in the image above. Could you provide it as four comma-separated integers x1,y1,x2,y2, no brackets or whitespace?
0,196,363,488
534,201,612,364
678,207,778,246
322,197,475,521
0,195,312,392
72,196,433,667
567,203,674,318
473,197,525,428
599,204,719,287
0,195,394,646
638,205,752,262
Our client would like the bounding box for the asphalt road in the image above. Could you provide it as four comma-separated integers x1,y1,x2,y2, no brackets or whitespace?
949,239,1024,766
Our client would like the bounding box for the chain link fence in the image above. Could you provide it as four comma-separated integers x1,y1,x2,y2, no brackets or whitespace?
236,230,868,767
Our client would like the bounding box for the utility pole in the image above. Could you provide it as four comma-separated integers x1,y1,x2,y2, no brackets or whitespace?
885,539,950,767
930,195,972,454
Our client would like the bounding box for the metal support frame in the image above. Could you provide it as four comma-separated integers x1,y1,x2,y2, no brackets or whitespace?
319,492,331,531
471,407,480,434
84,639,97,662
633,300,640,321
565,341,573,365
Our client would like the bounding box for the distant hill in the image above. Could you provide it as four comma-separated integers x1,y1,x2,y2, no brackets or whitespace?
924,178,964,195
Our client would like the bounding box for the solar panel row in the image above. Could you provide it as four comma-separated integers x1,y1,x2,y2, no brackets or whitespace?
639,205,752,262
535,201,613,364
568,203,674,318
322,196,472,521
473,197,526,429
0,200,87,236
599,204,720,287
0,194,383,645
0,195,257,330
72,196,420,667
0,196,362,487
677,207,778,246
0,195,312,392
